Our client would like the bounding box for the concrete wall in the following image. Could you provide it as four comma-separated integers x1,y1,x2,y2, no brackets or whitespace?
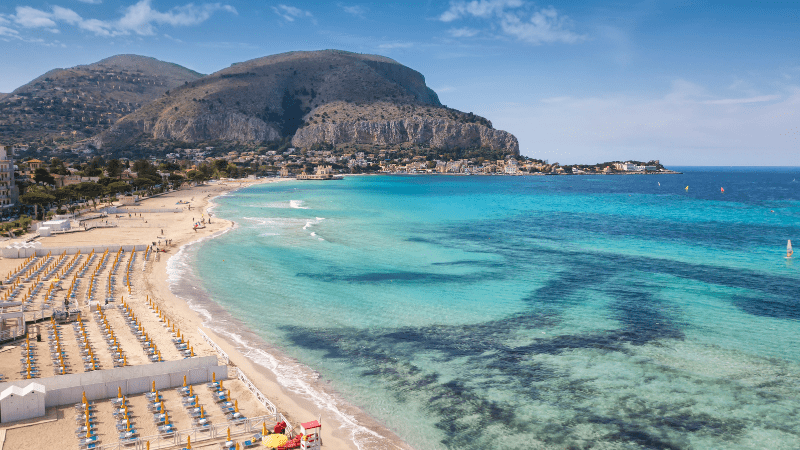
1,243,148,259
0,357,227,414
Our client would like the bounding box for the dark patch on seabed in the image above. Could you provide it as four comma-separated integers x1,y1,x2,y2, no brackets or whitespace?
282,306,800,449
431,217,799,320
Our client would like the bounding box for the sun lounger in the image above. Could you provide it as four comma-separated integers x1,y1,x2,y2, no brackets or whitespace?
241,439,260,449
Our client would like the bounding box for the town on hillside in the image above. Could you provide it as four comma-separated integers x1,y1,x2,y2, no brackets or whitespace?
0,142,672,232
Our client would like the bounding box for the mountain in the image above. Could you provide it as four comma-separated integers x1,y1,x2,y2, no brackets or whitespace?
101,50,518,154
0,55,203,145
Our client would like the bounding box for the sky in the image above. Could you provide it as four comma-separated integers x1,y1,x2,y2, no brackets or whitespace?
0,0,799,166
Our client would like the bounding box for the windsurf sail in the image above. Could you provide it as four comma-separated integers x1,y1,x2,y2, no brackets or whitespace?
685,186,689,191
789,240,793,258
721,187,725,193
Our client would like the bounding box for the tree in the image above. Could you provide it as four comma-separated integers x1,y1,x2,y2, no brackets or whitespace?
105,181,130,196
53,186,76,208
168,173,184,188
20,186,55,220
49,157,68,175
33,168,55,185
106,159,122,179
74,182,103,209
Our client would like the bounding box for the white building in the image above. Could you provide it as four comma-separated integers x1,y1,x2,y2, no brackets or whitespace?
0,382,46,423
0,145,19,210
614,162,637,171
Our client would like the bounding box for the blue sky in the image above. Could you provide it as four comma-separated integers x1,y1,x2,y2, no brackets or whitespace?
1,1,798,165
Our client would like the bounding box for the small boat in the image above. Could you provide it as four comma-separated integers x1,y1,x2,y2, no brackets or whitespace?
685,186,689,191
788,240,793,258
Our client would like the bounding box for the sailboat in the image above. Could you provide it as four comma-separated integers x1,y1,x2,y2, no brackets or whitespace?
788,240,793,258
721,187,725,193
685,186,689,191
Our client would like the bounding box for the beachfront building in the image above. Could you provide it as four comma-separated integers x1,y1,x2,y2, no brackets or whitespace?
0,146,19,211
614,162,637,171
614,162,658,172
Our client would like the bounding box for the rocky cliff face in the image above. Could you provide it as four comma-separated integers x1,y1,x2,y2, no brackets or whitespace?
99,50,518,154
293,117,519,154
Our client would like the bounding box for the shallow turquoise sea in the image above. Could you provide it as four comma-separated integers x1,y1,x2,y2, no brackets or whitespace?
182,169,800,449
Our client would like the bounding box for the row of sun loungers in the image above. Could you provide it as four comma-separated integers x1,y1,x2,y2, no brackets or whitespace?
75,313,101,371
93,305,129,368
48,319,70,375
121,302,165,363
20,336,39,378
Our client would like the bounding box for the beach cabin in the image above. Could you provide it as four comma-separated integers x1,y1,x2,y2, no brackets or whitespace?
0,382,46,423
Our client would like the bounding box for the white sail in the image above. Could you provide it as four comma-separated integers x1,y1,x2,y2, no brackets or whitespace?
789,240,793,257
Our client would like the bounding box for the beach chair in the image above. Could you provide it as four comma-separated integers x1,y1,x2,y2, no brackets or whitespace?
241,438,260,449
78,443,98,450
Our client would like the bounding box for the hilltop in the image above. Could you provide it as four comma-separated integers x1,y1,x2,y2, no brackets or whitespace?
101,50,518,155
0,55,203,144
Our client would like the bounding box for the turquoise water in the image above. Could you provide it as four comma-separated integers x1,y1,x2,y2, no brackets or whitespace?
186,170,799,449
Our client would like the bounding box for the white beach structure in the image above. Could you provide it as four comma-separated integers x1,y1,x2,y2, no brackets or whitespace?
1,241,42,258
0,382,46,423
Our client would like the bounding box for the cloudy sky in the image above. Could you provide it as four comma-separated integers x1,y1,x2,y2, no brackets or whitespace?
1,0,798,165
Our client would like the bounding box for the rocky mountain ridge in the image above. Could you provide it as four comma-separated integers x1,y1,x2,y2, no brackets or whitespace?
100,50,518,155
0,55,202,144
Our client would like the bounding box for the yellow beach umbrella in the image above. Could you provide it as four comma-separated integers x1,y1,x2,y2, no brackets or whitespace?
262,422,267,436
186,436,191,449
183,375,187,387
227,427,231,441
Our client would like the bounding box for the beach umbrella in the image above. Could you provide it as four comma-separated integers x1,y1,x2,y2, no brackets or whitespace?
118,387,122,398
189,385,193,396
200,406,204,418
186,436,191,449
183,375,187,387
227,427,231,441
262,422,267,436
165,412,169,425
82,392,87,404
152,381,156,392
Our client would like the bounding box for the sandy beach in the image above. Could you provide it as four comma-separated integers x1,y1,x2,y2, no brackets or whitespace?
0,179,414,450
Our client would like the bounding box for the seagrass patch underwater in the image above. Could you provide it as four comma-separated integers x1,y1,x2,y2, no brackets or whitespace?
192,169,800,450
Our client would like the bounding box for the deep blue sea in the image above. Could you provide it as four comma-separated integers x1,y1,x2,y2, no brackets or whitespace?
173,168,800,450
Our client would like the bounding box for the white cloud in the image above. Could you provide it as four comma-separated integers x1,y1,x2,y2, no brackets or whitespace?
13,6,58,29
490,80,797,165
448,27,479,38
2,1,235,38
339,4,367,18
118,0,237,35
439,0,583,45
52,6,82,25
0,25,21,39
77,0,103,4
439,0,523,22
272,4,312,22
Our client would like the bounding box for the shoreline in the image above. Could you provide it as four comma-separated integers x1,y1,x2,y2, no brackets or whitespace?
152,180,415,450
0,179,414,450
